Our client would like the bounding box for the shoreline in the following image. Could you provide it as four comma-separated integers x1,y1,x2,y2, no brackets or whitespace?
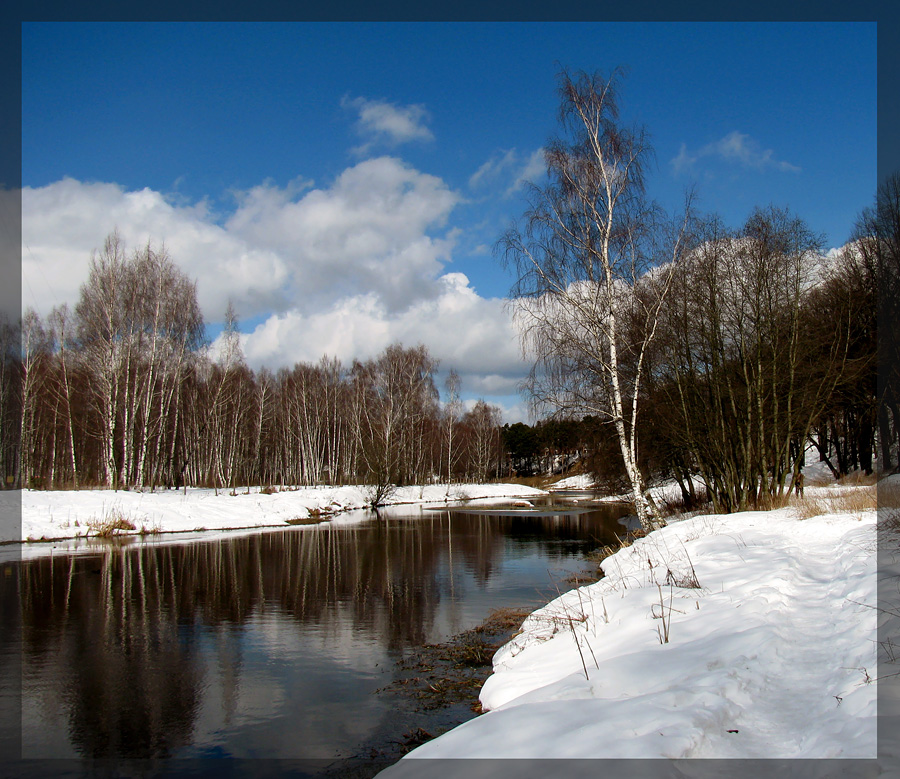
1,482,550,556
383,477,886,765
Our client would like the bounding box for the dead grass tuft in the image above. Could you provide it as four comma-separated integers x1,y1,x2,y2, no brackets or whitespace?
495,475,555,490
791,485,877,519
284,515,324,525
585,529,648,574
86,509,138,537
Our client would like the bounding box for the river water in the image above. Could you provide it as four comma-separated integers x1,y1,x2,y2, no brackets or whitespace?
4,497,630,774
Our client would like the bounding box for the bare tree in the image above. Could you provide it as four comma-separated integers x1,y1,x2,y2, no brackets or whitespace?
47,305,79,488
465,399,502,482
444,369,462,492
851,173,900,472
500,68,691,530
656,208,849,511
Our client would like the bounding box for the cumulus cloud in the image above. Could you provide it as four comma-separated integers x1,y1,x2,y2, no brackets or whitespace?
22,157,460,320
226,157,460,312
22,178,291,320
671,131,801,176
22,164,531,405
239,271,526,384
342,95,433,155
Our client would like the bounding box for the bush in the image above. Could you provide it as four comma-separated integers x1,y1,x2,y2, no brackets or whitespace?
86,509,138,537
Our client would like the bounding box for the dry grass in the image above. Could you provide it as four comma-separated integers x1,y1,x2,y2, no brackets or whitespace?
284,515,325,525
837,471,879,486
790,485,877,519
657,487,714,521
585,528,648,570
472,607,532,636
879,480,900,510
495,475,556,490
86,509,138,537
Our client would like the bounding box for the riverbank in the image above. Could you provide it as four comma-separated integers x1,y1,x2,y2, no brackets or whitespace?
384,477,888,767
1,482,548,551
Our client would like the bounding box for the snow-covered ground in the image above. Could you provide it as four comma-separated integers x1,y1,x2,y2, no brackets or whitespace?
384,479,885,766
547,473,597,491
0,482,548,554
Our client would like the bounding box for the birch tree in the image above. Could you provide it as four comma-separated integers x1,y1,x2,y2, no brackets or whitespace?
465,399,502,482
444,369,462,490
500,69,690,530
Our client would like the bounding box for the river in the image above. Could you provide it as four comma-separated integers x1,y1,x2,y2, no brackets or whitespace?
3,497,631,775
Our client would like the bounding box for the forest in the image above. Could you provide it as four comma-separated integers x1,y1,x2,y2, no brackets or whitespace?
1,232,503,492
1,73,895,517
0,174,893,509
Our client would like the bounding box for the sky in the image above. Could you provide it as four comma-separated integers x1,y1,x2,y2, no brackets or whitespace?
21,22,877,422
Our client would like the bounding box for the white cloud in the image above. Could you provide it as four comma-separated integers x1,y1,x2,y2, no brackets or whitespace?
22,167,532,404
22,178,291,321
469,149,518,189
239,272,527,382
671,131,800,176
506,148,546,195
469,148,545,196
22,157,460,320
342,96,433,155
670,143,697,177
225,157,460,312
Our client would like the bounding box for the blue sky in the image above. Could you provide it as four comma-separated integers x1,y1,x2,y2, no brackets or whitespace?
21,22,877,420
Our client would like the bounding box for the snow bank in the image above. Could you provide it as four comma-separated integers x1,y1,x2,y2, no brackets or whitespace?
391,494,878,762
548,474,597,490
2,482,548,551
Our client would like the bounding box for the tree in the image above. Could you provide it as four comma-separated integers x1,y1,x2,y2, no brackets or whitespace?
500,68,691,530
464,400,502,482
352,344,439,497
655,208,850,511
47,305,79,488
851,173,900,472
73,231,204,489
75,230,130,487
444,369,462,491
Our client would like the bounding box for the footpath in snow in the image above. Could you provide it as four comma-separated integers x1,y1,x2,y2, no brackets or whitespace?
384,481,882,766
0,482,547,555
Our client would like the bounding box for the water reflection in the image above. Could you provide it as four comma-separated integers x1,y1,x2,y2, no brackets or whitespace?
12,503,629,762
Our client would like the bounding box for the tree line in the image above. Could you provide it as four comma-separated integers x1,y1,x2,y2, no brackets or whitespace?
502,68,895,524
0,232,504,492
2,68,893,521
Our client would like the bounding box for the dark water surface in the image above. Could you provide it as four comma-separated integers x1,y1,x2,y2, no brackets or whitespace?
5,499,630,772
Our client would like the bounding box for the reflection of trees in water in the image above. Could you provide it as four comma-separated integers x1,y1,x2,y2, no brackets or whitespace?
15,507,623,759
15,517,461,757
19,549,202,758
445,513,505,586
448,508,627,586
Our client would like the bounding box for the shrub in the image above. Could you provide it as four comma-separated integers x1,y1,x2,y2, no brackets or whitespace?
86,509,138,537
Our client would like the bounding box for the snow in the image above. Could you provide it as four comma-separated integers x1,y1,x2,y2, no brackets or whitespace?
3,474,887,762
0,482,548,557
384,481,881,765
548,474,596,490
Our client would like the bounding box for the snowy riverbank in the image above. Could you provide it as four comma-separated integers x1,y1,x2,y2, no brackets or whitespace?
1,482,548,553
385,479,885,766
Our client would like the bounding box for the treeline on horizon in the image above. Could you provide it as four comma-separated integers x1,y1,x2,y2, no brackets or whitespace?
0,232,504,492
505,178,898,512
0,174,897,509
